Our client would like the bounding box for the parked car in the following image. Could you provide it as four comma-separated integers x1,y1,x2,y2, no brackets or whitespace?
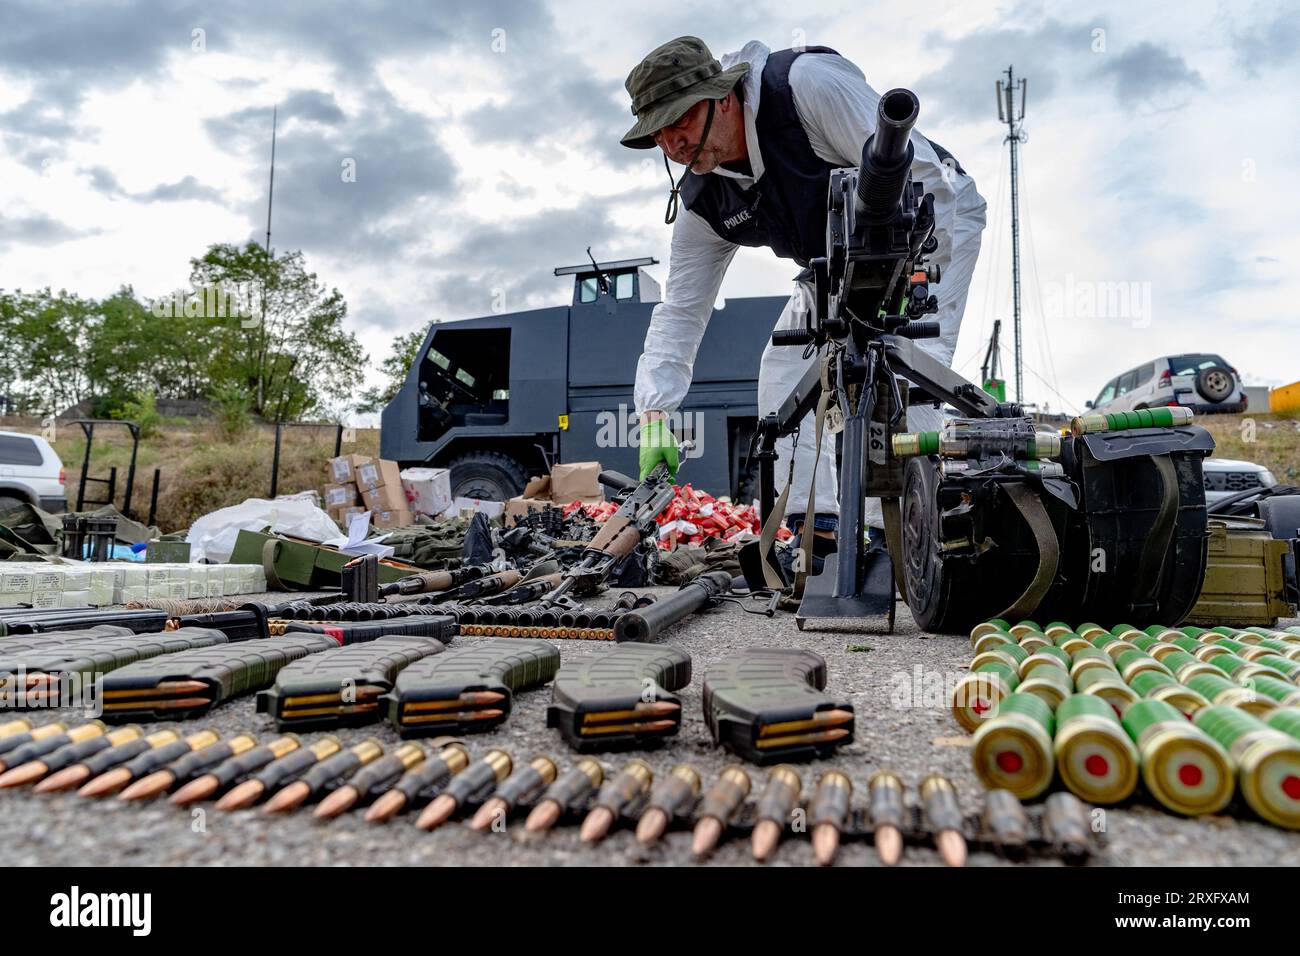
0,431,67,512
1202,457,1277,505
1087,353,1248,415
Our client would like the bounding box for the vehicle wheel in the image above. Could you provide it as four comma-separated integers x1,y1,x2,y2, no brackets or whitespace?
901,456,950,631
0,494,26,515
1196,366,1234,403
448,451,530,501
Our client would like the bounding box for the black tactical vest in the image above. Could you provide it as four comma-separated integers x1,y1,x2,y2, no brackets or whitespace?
681,47,964,268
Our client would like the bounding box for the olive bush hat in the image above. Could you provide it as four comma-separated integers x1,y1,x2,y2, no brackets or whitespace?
621,36,749,149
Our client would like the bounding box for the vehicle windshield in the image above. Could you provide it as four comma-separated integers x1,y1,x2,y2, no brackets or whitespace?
1169,354,1228,376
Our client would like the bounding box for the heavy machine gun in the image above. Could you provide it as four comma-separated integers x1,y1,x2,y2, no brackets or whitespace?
755,89,1213,633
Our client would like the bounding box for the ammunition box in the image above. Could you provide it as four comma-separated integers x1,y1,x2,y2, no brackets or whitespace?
1185,517,1292,628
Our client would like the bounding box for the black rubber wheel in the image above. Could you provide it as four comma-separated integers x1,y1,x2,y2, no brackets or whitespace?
1196,366,1234,403
448,451,530,501
0,494,27,515
901,456,951,631
1260,494,1300,596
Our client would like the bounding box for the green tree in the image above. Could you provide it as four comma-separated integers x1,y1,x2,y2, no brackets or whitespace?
354,327,427,414
190,242,367,421
5,288,97,415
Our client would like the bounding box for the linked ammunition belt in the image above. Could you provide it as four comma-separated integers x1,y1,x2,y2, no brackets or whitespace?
385,638,561,737
547,643,691,752
0,607,170,636
1,628,229,706
257,635,449,730
0,724,1105,865
97,635,338,720
702,649,854,763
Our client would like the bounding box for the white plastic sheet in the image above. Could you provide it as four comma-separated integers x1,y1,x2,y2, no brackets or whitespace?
185,497,345,563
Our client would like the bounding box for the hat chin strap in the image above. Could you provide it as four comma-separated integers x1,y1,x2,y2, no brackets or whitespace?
663,98,716,225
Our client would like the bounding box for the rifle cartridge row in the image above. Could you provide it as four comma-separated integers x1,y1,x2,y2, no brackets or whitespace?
0,721,1101,864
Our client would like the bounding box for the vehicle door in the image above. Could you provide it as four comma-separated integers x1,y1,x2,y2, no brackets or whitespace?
1112,369,1139,412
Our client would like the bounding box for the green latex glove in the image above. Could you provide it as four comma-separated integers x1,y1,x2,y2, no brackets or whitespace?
638,418,679,481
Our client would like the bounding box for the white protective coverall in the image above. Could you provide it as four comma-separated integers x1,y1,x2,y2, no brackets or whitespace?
634,41,988,530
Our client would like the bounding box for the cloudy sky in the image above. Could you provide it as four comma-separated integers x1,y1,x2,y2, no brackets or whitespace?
1,0,1296,417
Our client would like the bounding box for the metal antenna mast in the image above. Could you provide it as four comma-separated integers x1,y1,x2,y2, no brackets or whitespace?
996,66,1027,403
257,104,277,414
265,104,277,254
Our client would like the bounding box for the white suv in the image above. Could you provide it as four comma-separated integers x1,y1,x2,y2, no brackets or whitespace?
0,431,67,512
1087,353,1247,415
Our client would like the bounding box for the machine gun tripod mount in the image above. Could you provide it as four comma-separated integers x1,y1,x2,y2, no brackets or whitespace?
753,90,1049,632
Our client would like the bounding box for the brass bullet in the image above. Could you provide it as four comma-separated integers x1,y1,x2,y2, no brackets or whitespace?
812,824,841,866
170,775,220,806
216,779,266,812
415,793,458,831
0,761,49,788
33,765,92,793
523,799,563,834
469,797,508,832
78,767,132,798
364,790,408,824
119,770,176,802
635,808,670,844
263,781,311,814
751,820,783,862
691,817,724,857
579,806,616,843
314,785,361,820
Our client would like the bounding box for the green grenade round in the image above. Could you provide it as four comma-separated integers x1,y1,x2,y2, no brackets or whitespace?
1017,662,1073,712
1075,666,1140,718
1053,694,1139,804
1129,670,1210,718
971,692,1056,799
952,661,1020,733
1247,676,1300,708
1194,706,1300,830
1122,699,1234,816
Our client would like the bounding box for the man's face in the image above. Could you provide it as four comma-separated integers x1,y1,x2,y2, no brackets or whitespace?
653,98,726,173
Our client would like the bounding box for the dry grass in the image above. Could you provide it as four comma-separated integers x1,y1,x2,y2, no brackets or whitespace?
1197,411,1300,484
1,416,379,532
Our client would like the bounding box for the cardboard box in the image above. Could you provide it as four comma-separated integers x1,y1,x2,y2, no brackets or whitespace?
361,482,407,512
550,461,604,503
372,507,414,530
323,482,360,509
505,475,554,526
340,506,366,525
400,467,452,517
442,496,506,520
355,458,403,492
328,454,370,484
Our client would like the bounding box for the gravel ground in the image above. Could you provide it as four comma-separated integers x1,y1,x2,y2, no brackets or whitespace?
3,590,1300,868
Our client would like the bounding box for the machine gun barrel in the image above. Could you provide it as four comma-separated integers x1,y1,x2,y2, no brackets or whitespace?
857,88,920,223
